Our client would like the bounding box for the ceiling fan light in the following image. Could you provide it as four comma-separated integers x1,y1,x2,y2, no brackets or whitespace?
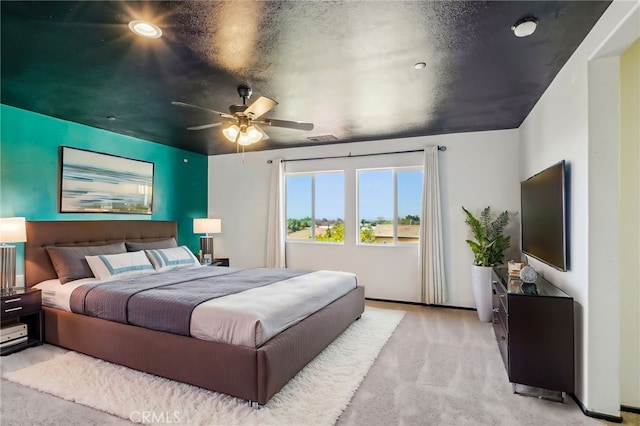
511,18,537,38
237,135,253,146
247,126,262,140
223,124,264,145
237,125,264,146
222,124,240,142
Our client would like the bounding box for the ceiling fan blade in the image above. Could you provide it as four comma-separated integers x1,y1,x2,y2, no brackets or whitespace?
171,101,236,120
187,123,223,131
244,96,278,119
255,117,314,131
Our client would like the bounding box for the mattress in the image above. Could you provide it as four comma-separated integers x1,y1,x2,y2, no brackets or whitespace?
35,268,357,348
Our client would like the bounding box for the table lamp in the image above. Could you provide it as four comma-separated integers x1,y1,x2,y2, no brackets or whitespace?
193,218,222,264
0,217,27,289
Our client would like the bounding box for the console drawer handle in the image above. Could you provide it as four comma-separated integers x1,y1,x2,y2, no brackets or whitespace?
4,298,21,303
4,307,22,313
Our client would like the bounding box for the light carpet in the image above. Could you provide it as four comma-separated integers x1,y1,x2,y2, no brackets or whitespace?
3,307,405,425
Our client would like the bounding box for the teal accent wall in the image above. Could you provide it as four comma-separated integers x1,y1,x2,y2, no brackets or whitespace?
0,105,208,275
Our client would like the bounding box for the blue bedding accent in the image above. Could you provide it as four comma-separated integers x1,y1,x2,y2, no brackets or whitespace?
97,254,155,275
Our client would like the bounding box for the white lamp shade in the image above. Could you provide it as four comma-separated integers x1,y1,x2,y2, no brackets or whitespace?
193,218,222,234
0,217,27,243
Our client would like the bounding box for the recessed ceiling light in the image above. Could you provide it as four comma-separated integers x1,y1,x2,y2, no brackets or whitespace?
511,17,537,38
128,20,162,38
414,62,427,70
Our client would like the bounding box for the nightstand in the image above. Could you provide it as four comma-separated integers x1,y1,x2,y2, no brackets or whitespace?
0,288,43,356
210,258,230,267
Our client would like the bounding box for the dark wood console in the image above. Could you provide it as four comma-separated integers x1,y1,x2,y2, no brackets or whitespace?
492,267,574,397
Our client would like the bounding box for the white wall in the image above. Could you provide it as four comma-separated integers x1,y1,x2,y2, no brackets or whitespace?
619,38,640,409
208,129,519,308
518,0,639,417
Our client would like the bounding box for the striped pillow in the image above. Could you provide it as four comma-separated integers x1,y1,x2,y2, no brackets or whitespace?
145,246,200,272
85,251,155,281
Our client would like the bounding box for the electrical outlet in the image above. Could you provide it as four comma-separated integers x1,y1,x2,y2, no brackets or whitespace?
15,274,25,287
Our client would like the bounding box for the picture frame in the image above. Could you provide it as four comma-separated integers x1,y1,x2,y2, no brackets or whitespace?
59,146,154,214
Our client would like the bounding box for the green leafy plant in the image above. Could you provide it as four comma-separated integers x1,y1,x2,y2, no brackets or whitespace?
462,206,511,267
316,222,345,242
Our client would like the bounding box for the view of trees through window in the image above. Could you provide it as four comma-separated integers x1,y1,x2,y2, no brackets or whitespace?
285,167,423,244
286,172,345,243
358,168,423,244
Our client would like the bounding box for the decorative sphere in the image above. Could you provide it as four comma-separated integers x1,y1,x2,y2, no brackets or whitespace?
519,265,538,284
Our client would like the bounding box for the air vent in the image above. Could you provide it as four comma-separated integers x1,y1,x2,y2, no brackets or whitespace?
307,135,338,142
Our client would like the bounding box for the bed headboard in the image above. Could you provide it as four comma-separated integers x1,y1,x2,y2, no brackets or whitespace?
25,220,177,288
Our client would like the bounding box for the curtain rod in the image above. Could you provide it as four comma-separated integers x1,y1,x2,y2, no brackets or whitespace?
266,146,446,164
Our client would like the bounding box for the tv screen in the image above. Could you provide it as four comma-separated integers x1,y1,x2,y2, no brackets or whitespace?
521,161,567,271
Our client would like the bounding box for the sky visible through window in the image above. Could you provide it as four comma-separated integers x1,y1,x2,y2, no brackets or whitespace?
286,175,312,219
286,170,422,221
359,170,393,221
315,173,344,221
397,170,423,218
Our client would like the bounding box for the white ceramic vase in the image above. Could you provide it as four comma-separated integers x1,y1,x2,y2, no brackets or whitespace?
471,264,493,322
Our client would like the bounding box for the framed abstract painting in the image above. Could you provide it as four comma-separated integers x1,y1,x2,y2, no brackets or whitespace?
59,147,154,214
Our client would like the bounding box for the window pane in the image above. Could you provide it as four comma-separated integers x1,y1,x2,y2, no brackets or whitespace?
286,175,312,240
358,170,393,244
397,170,423,243
315,172,345,243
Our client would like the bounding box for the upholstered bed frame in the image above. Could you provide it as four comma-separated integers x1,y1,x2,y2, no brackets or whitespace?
24,220,365,405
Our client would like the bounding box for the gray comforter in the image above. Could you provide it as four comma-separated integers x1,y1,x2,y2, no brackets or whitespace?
70,267,306,336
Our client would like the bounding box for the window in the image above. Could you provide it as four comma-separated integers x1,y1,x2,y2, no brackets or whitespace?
286,171,345,243
357,168,423,244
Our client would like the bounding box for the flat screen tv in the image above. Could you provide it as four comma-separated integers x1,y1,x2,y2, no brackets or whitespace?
521,160,568,271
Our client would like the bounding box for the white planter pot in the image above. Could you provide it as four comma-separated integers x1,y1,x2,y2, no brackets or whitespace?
471,264,493,322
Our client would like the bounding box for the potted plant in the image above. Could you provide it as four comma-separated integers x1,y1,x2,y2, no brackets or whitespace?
462,206,510,322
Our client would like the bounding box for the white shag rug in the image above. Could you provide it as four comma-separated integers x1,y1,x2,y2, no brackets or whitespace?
4,307,405,425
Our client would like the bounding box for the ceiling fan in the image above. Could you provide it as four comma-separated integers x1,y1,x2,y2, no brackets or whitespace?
172,85,314,147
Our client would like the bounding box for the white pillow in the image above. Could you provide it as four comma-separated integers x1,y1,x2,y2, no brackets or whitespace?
85,251,155,281
145,246,201,272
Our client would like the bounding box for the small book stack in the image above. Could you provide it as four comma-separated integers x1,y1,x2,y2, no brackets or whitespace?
0,323,28,349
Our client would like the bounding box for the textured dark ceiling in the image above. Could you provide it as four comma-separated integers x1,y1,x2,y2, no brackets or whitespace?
1,1,611,156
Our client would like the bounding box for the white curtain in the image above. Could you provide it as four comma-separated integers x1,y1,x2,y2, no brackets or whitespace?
420,146,447,304
266,159,286,268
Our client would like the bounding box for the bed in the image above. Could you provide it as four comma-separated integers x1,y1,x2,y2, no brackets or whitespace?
24,220,365,406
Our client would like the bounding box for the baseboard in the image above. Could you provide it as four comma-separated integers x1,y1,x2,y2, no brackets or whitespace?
365,297,424,306
364,298,476,311
570,394,623,423
430,304,476,311
621,405,640,414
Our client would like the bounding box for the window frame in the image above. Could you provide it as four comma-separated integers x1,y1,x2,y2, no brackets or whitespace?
284,170,345,244
356,166,423,246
